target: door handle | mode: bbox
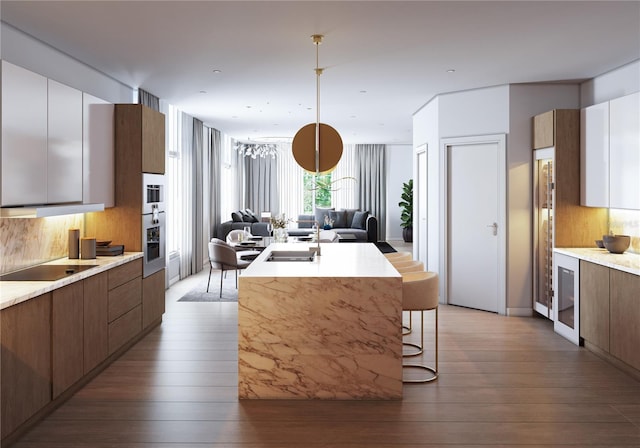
[487,222,498,236]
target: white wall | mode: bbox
[385,144,412,241]
[1,22,134,104]
[581,59,640,107]
[413,83,582,315]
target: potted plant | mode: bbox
[399,179,413,242]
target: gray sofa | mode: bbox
[217,209,271,240]
[288,208,378,242]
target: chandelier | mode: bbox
[292,34,343,174]
[235,142,278,159]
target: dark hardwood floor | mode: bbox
[11,249,640,447]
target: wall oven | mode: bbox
[142,173,165,278]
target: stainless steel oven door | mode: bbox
[142,211,165,278]
[142,173,165,215]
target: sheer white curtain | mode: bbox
[331,144,357,210]
[179,113,195,279]
[356,144,387,240]
[277,143,305,221]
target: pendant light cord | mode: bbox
[312,35,324,177]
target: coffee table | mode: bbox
[337,233,358,243]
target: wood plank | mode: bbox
[108,277,142,323]
[1,293,51,437]
[108,305,142,355]
[610,269,640,370]
[142,268,165,329]
[52,282,84,398]
[107,258,142,290]
[579,260,610,351]
[8,268,640,447]
[84,271,109,374]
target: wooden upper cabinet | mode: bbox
[533,110,555,149]
[115,104,165,176]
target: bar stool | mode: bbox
[384,251,412,262]
[392,259,425,273]
[392,259,425,334]
[401,270,439,383]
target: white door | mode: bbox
[446,137,505,313]
[416,148,428,264]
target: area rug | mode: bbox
[374,241,398,254]
[178,274,239,302]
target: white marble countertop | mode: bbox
[554,248,640,276]
[0,253,143,310]
[242,242,401,278]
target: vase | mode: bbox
[274,227,288,243]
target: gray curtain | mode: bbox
[208,128,222,243]
[138,89,160,111]
[355,144,386,240]
[192,119,204,274]
[179,113,194,279]
[244,155,279,216]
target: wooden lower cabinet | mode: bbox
[52,281,84,398]
[109,305,142,354]
[143,268,165,329]
[579,261,610,351]
[610,269,640,371]
[1,293,51,436]
[84,271,109,374]
[108,259,143,354]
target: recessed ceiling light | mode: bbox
[447,69,456,73]
[212,69,222,74]
[359,90,367,94]
[199,90,207,94]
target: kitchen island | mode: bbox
[238,242,403,400]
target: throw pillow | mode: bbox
[244,209,259,223]
[297,214,314,228]
[329,210,347,229]
[314,207,334,228]
[342,208,359,228]
[239,210,253,222]
[231,211,243,222]
[351,210,369,230]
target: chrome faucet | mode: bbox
[296,220,321,257]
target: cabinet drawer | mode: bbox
[108,305,142,355]
[108,259,142,290]
[108,277,141,323]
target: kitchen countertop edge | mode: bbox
[0,253,143,310]
[554,248,640,276]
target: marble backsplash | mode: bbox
[0,215,84,274]
[609,209,640,254]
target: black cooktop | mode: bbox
[0,264,98,282]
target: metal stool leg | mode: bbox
[403,308,438,383]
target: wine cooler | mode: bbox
[533,148,554,318]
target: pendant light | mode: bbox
[292,34,343,174]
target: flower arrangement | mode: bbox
[323,215,334,230]
[270,214,291,229]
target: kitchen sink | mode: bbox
[0,264,99,281]
[265,250,316,262]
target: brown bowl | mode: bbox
[603,235,630,254]
[96,240,112,247]
[595,239,605,249]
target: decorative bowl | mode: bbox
[602,235,630,254]
[96,240,112,247]
[595,239,605,249]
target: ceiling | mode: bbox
[2,1,639,145]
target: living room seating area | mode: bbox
[218,208,378,242]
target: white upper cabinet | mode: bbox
[580,102,610,207]
[83,93,114,207]
[609,92,640,210]
[47,79,83,204]
[1,61,48,206]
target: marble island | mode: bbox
[238,242,403,400]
